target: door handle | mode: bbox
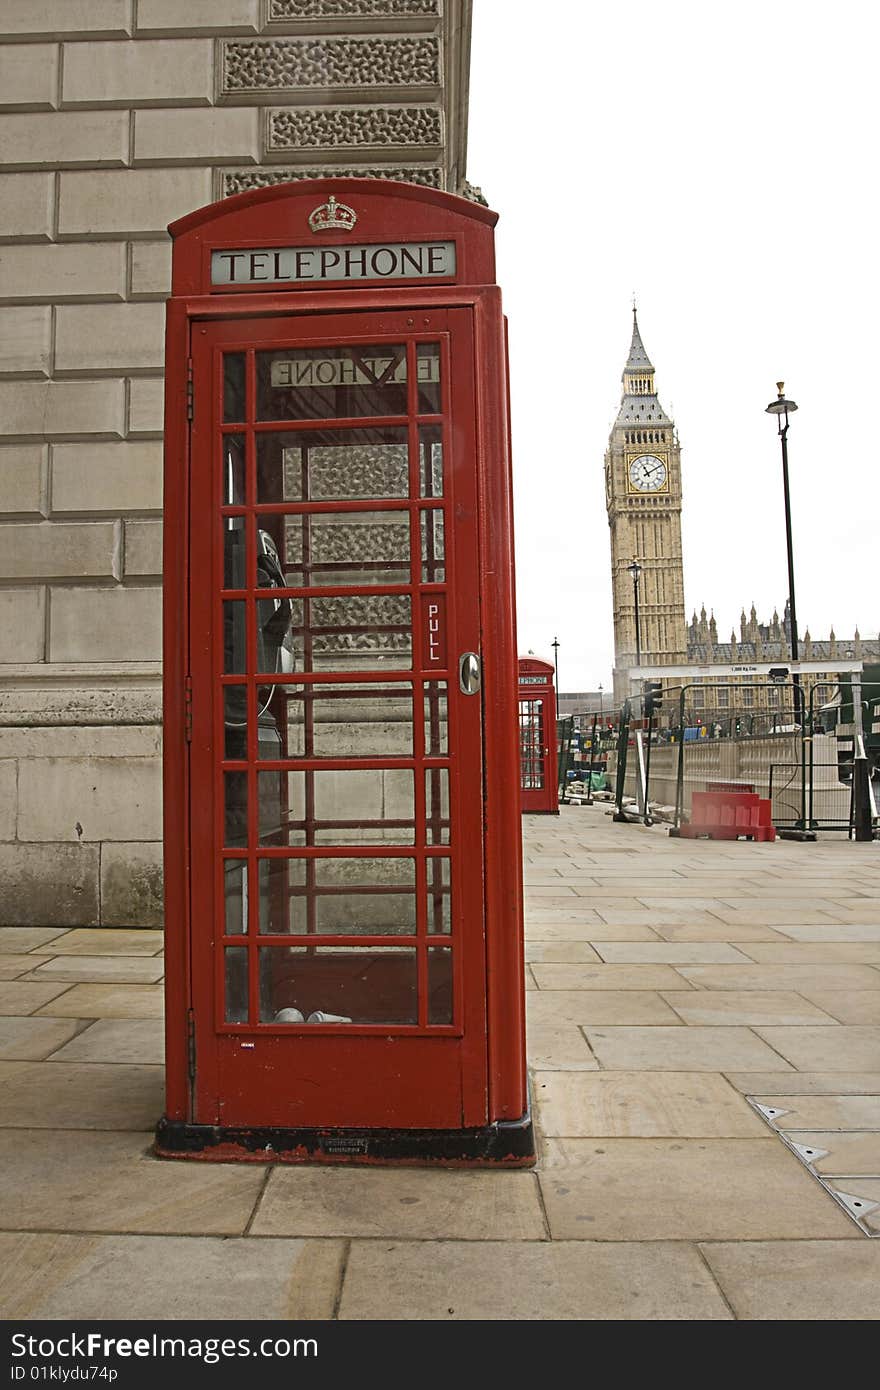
[459,652,481,695]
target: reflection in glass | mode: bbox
[258,945,418,1025]
[259,856,417,937]
[258,511,411,589]
[428,946,453,1024]
[257,429,409,503]
[256,345,408,420]
[419,426,443,497]
[263,683,413,758]
[224,946,248,1023]
[222,434,246,507]
[223,355,246,423]
[423,682,448,755]
[425,766,450,844]
[224,772,248,847]
[426,856,451,935]
[416,343,441,413]
[257,769,415,846]
[224,686,248,760]
[420,508,445,583]
[223,601,247,674]
[224,861,248,935]
[223,521,246,591]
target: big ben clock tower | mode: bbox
[605,309,688,700]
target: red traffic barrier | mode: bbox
[679,790,776,842]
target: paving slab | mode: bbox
[794,990,880,1024]
[0,928,69,954]
[752,1025,880,1071]
[0,1061,163,1130]
[49,1018,165,1064]
[699,1240,880,1319]
[0,956,48,981]
[538,1138,858,1240]
[738,943,880,963]
[652,923,790,942]
[526,991,681,1026]
[660,991,836,1026]
[726,1072,880,1095]
[676,964,880,992]
[0,1231,344,1322]
[779,1130,880,1175]
[0,1130,264,1235]
[524,1020,600,1071]
[40,929,164,956]
[0,1016,82,1061]
[708,909,840,926]
[525,920,654,942]
[531,963,695,991]
[35,983,164,1019]
[25,956,165,984]
[0,981,74,1015]
[593,943,753,963]
[533,1071,767,1138]
[523,942,603,964]
[585,1026,794,1072]
[776,925,880,942]
[252,1167,546,1240]
[753,1095,880,1130]
[338,1239,731,1320]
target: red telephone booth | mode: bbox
[518,658,559,814]
[156,180,533,1165]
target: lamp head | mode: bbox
[766,381,798,427]
[627,560,642,581]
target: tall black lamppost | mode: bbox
[627,560,643,668]
[765,383,800,721]
[551,636,559,719]
[598,682,604,719]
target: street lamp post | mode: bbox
[766,382,809,832]
[598,682,604,719]
[627,560,642,669]
[551,636,559,720]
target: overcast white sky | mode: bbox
[466,0,879,693]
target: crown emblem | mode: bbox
[308,195,357,234]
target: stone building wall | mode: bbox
[0,0,473,925]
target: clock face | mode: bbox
[628,454,668,492]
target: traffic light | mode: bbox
[644,681,663,717]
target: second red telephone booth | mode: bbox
[518,657,559,814]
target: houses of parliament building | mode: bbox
[605,310,877,718]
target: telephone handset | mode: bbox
[223,528,295,729]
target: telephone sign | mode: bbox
[157,180,533,1166]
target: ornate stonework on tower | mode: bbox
[605,310,688,699]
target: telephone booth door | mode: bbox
[518,657,559,814]
[158,179,533,1165]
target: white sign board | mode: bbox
[211,241,456,286]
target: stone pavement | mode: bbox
[0,803,878,1321]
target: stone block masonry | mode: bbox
[0,0,473,925]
